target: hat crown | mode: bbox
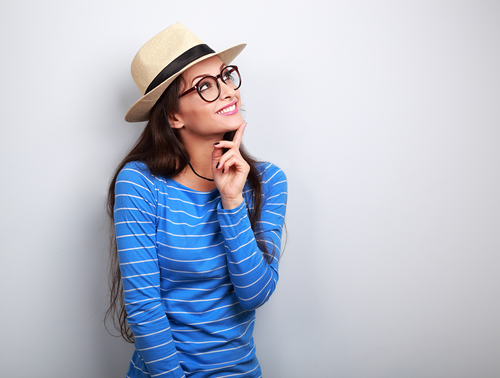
[131,23,205,95]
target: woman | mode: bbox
[107,23,287,377]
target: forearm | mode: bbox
[217,200,281,310]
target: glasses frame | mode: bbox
[178,65,241,103]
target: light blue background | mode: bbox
[1,1,499,377]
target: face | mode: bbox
[171,56,244,141]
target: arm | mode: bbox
[114,163,185,378]
[217,163,287,310]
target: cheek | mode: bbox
[180,102,212,121]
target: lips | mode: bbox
[216,101,238,115]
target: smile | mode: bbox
[216,102,238,115]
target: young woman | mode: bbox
[107,23,287,377]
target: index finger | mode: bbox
[232,122,247,148]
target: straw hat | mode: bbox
[125,23,246,122]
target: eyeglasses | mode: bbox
[178,65,241,102]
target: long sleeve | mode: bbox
[114,164,185,378]
[217,163,287,310]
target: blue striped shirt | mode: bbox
[114,161,287,377]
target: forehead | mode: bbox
[182,56,225,83]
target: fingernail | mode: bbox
[222,168,225,174]
[214,142,220,146]
[216,163,219,169]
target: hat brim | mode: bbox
[124,43,246,123]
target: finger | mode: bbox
[221,156,240,173]
[213,123,246,151]
[218,151,248,175]
[212,140,235,151]
[232,122,247,149]
[215,149,235,171]
[212,144,223,169]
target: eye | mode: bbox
[197,79,213,92]
[222,68,235,82]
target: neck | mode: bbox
[173,132,223,191]
[175,168,216,191]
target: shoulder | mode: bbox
[115,161,160,200]
[116,161,156,187]
[254,162,287,214]
[113,162,158,219]
[254,162,287,202]
[255,162,287,188]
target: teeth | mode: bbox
[217,104,236,114]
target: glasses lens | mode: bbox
[221,66,241,89]
[197,76,219,102]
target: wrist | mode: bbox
[221,195,244,210]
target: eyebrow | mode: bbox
[189,63,226,86]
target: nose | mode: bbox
[218,77,236,100]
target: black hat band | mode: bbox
[144,44,215,95]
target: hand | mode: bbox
[212,122,250,209]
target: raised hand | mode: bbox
[212,122,250,209]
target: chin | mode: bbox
[217,116,243,131]
[230,114,245,126]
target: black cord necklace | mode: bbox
[160,97,214,182]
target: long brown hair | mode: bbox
[105,75,272,342]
